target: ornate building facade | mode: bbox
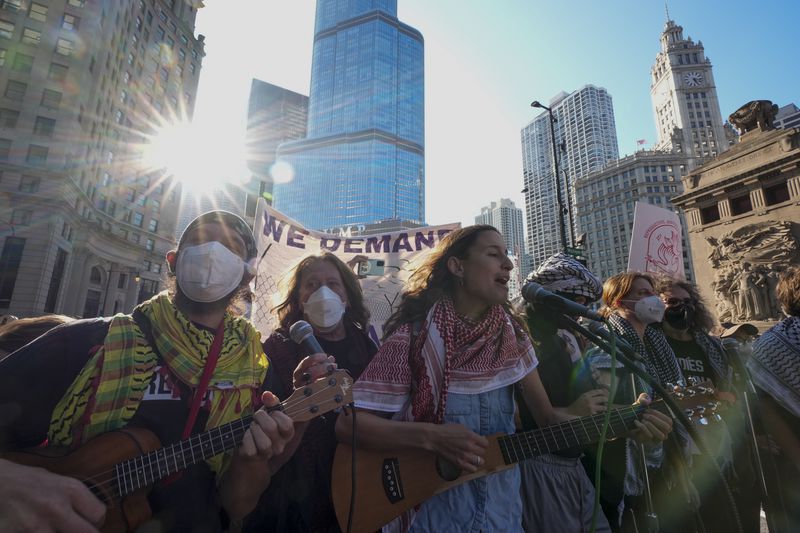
[672,118,800,326]
[0,0,204,317]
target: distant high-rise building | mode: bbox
[245,79,308,213]
[650,18,729,169]
[0,0,204,317]
[574,151,694,282]
[474,198,527,296]
[274,0,425,231]
[521,85,619,271]
[774,103,800,129]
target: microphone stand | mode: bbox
[555,314,743,533]
[724,340,784,533]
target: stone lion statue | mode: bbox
[728,100,779,133]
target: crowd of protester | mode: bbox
[0,212,797,532]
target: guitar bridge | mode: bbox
[382,458,404,503]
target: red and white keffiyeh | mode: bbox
[354,298,537,423]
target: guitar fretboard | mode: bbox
[498,403,648,464]
[114,415,255,497]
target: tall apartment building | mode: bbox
[521,85,619,271]
[245,79,308,216]
[774,103,800,129]
[650,18,729,170]
[474,198,527,296]
[574,151,694,282]
[274,0,425,231]
[0,0,204,317]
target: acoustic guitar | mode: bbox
[331,382,718,532]
[4,369,353,532]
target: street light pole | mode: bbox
[531,100,569,251]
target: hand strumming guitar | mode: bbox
[0,458,106,533]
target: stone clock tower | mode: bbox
[650,19,729,169]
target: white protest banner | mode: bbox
[251,200,460,346]
[627,201,685,279]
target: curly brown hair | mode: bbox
[382,225,526,339]
[776,266,800,317]
[272,253,370,331]
[654,276,716,332]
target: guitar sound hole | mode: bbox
[435,457,461,481]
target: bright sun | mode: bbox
[142,119,251,194]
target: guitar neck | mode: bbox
[498,403,649,465]
[115,413,258,497]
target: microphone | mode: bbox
[289,320,324,355]
[522,281,603,322]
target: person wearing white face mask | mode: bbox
[245,253,377,533]
[0,210,315,532]
[581,272,689,532]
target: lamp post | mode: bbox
[531,100,569,251]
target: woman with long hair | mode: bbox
[245,252,377,532]
[337,228,671,531]
[584,272,689,532]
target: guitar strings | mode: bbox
[78,382,345,499]
[501,404,644,460]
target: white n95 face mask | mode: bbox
[303,285,346,329]
[176,241,245,303]
[632,295,666,325]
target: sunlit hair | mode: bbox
[0,314,74,358]
[383,225,525,339]
[776,266,800,317]
[654,276,716,332]
[272,253,369,331]
[599,271,656,318]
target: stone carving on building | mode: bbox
[705,221,798,322]
[728,100,780,133]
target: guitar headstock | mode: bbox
[666,380,722,426]
[281,369,354,422]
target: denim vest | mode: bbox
[409,385,523,533]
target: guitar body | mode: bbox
[331,436,512,533]
[2,427,161,533]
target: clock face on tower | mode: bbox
[684,71,704,87]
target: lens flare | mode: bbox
[142,119,251,194]
[270,160,296,184]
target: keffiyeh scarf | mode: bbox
[526,252,603,301]
[48,292,268,473]
[354,298,537,424]
[748,316,800,418]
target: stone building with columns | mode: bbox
[671,121,800,326]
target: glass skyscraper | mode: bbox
[274,0,425,231]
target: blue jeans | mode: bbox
[410,386,522,533]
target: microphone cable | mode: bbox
[346,402,357,533]
[558,315,743,533]
[589,319,618,533]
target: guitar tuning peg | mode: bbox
[712,413,722,422]
[698,416,709,426]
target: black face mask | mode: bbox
[664,304,694,330]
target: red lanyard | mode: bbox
[180,320,226,440]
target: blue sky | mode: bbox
[194,0,799,227]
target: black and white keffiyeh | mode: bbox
[526,252,603,302]
[693,331,732,387]
[748,316,800,418]
[607,314,685,387]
